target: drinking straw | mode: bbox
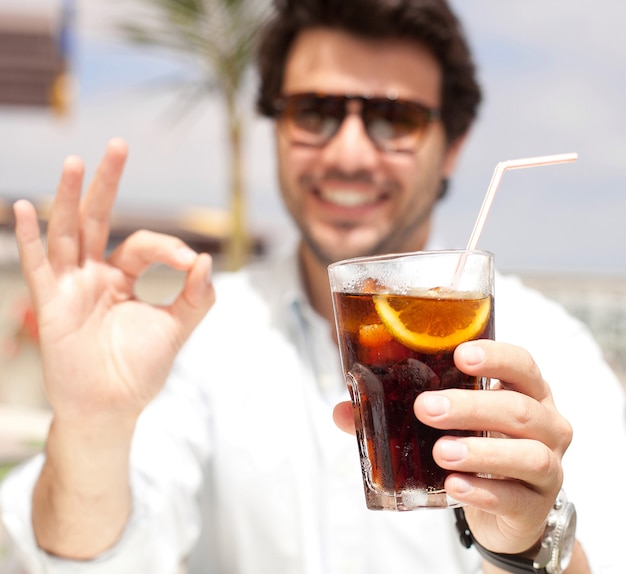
[452,152,578,287]
[466,152,578,251]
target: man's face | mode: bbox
[275,28,464,267]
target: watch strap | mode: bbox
[454,508,546,574]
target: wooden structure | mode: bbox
[0,2,69,112]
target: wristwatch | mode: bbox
[454,489,577,574]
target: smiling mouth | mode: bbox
[316,188,388,208]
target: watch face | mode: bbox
[555,506,577,572]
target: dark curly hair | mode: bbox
[255,0,481,144]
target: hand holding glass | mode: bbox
[329,250,494,510]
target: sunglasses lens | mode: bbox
[275,94,437,151]
[282,96,342,145]
[365,100,430,151]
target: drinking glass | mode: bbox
[329,250,494,510]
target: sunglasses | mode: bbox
[272,92,440,153]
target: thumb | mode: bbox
[333,401,356,435]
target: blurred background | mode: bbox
[1,0,625,272]
[0,0,625,545]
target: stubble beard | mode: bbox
[283,166,445,268]
[299,198,437,268]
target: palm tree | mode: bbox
[118,0,272,270]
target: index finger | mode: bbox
[454,340,553,403]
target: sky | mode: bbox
[1,0,625,274]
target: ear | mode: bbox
[442,133,468,178]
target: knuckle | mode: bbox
[532,443,555,477]
[509,393,534,429]
[557,417,573,452]
[519,349,542,381]
[501,343,542,381]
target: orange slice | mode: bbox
[373,292,491,353]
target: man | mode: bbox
[2,0,625,572]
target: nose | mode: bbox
[319,105,380,173]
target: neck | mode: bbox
[298,243,336,324]
[298,223,433,324]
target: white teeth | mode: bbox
[319,189,380,207]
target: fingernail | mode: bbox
[447,475,472,494]
[439,439,468,462]
[459,344,486,366]
[422,394,450,416]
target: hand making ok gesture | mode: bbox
[13,138,215,424]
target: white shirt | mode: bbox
[2,252,625,573]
